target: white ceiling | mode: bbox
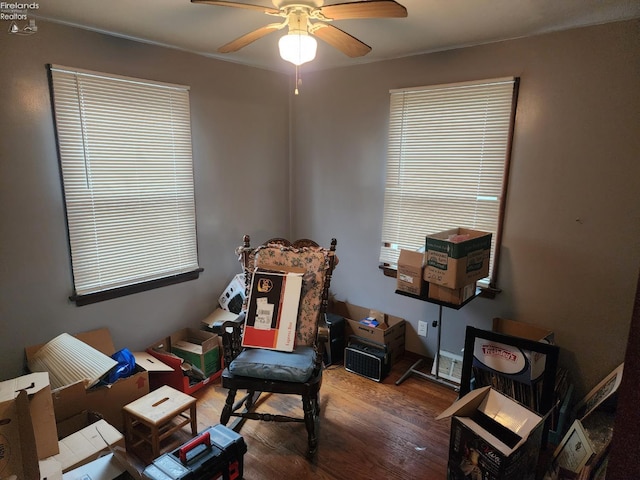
[34,0,640,73]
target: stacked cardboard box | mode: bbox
[424,228,492,288]
[396,248,426,296]
[421,227,492,305]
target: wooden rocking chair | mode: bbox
[210,235,338,456]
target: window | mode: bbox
[48,65,201,305]
[380,77,519,290]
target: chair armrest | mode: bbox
[213,312,245,368]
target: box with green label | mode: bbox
[424,228,492,289]
[170,328,220,377]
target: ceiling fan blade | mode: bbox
[218,23,284,53]
[319,0,407,20]
[191,0,280,15]
[311,24,371,58]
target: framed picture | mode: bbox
[553,419,595,473]
[574,363,624,420]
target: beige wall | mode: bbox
[0,21,291,377]
[0,18,638,399]
[291,19,640,396]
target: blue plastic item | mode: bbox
[105,347,137,384]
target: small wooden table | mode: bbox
[122,385,197,458]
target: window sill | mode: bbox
[379,264,500,299]
[70,268,204,306]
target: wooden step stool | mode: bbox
[123,385,197,458]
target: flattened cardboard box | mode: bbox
[0,372,59,460]
[424,228,492,289]
[242,267,304,352]
[25,328,150,431]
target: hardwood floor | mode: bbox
[148,354,459,479]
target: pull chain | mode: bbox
[295,65,300,95]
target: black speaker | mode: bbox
[323,313,345,366]
[344,336,390,382]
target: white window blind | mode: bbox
[49,65,200,301]
[380,77,518,285]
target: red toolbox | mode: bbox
[142,424,247,480]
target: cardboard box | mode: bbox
[145,330,223,395]
[0,389,40,479]
[396,249,426,296]
[428,282,477,306]
[25,328,150,432]
[39,457,63,480]
[438,386,546,480]
[61,450,142,480]
[329,300,406,363]
[424,228,492,288]
[472,318,555,384]
[55,410,102,440]
[242,267,304,352]
[52,417,124,473]
[0,372,59,460]
[169,329,220,377]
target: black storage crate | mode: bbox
[143,424,247,480]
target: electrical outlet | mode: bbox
[418,320,428,337]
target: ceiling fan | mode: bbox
[191,0,408,65]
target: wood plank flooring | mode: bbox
[134,353,459,479]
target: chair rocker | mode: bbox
[211,235,338,456]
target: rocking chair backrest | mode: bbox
[239,237,337,347]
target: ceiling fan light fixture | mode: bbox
[278,31,317,66]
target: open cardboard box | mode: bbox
[25,328,150,431]
[437,386,546,480]
[171,330,220,377]
[51,411,124,474]
[146,328,223,395]
[329,300,406,363]
[0,372,59,461]
[424,227,492,289]
[0,389,41,479]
